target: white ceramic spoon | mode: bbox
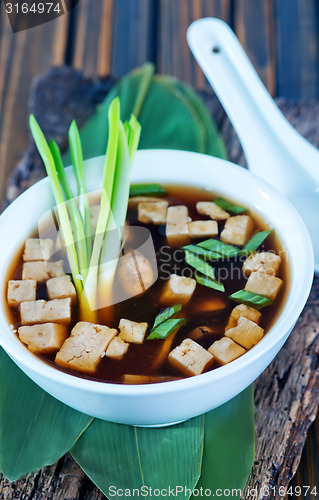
[187,18,319,273]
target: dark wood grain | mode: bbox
[235,0,276,95]
[1,66,319,499]
[111,0,156,77]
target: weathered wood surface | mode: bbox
[1,66,319,500]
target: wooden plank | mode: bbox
[235,0,276,96]
[110,0,155,78]
[274,0,319,100]
[0,4,69,206]
[158,0,231,90]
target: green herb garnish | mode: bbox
[184,251,216,280]
[229,290,273,310]
[148,304,185,340]
[152,303,182,329]
[129,183,168,197]
[198,239,240,258]
[214,197,247,214]
[196,274,225,292]
[239,230,273,256]
[147,318,186,340]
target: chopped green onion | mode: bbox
[239,230,273,256]
[214,197,247,214]
[182,244,220,260]
[184,251,216,280]
[198,239,240,258]
[196,274,225,292]
[228,289,273,310]
[147,318,186,340]
[129,183,168,197]
[152,304,182,330]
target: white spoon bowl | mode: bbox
[0,150,313,425]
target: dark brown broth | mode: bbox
[5,184,288,383]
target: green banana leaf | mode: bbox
[194,386,255,499]
[63,64,227,165]
[71,415,204,500]
[0,347,93,481]
[156,74,227,158]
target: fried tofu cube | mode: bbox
[166,205,191,247]
[168,338,213,376]
[105,336,129,360]
[245,271,283,301]
[208,337,246,365]
[225,304,261,330]
[23,238,54,261]
[7,280,36,306]
[20,298,71,325]
[188,220,218,238]
[243,251,281,277]
[160,274,196,306]
[18,323,68,354]
[196,201,230,221]
[225,316,264,349]
[138,201,169,225]
[46,275,76,304]
[129,196,164,206]
[220,215,254,246]
[119,319,148,344]
[22,260,65,282]
[55,322,117,373]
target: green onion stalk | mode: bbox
[95,114,141,317]
[30,97,141,323]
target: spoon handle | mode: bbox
[187,18,319,192]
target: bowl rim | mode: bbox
[0,149,314,397]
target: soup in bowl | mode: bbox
[0,150,314,425]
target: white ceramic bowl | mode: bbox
[0,150,314,426]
